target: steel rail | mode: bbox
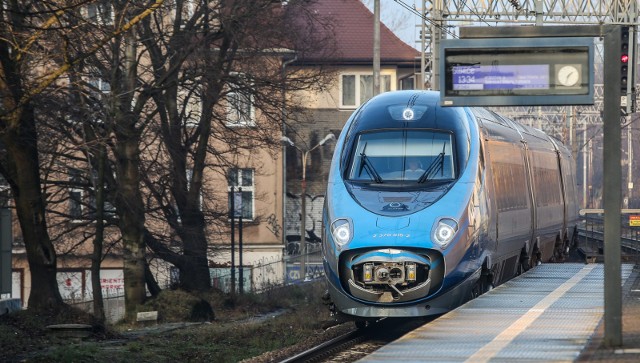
[279,328,365,363]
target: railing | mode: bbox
[68,289,125,324]
[68,248,327,322]
[578,209,640,261]
[210,246,324,293]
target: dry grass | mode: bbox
[0,281,338,363]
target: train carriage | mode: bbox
[322,90,578,321]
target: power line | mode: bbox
[459,0,494,27]
[391,0,458,39]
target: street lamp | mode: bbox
[281,133,335,281]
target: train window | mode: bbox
[530,151,562,206]
[346,130,456,184]
[492,161,528,211]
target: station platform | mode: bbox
[360,263,640,362]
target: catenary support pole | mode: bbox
[602,24,623,347]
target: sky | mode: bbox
[361,0,422,50]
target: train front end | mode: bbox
[322,91,486,319]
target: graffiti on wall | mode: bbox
[285,192,324,256]
[265,213,281,238]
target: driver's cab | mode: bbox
[347,129,456,184]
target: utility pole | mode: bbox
[628,122,633,206]
[238,187,244,293]
[373,0,380,96]
[535,0,544,25]
[281,134,335,281]
[602,24,623,348]
[421,0,426,89]
[583,128,588,208]
[431,0,443,91]
[230,186,236,293]
[0,206,11,297]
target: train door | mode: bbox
[528,148,565,261]
[473,110,532,284]
[488,140,533,278]
[475,122,497,253]
[474,136,492,250]
[559,152,579,247]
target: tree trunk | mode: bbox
[179,215,211,291]
[91,145,106,322]
[0,105,63,310]
[115,29,147,323]
[144,260,162,297]
[116,136,147,322]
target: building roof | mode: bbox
[299,0,420,65]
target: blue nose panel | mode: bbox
[376,217,410,230]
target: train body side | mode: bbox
[473,108,578,283]
[322,91,579,319]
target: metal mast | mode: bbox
[420,1,639,210]
[421,0,639,133]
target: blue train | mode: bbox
[322,90,579,322]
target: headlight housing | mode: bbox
[331,218,353,249]
[432,218,458,249]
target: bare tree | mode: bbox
[2,1,334,322]
[59,0,165,321]
[0,1,71,310]
[0,0,163,316]
[135,0,337,291]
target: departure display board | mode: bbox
[452,64,550,91]
[440,37,594,106]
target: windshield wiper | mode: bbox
[358,143,383,183]
[417,144,446,184]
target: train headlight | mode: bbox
[432,218,458,249]
[331,218,353,248]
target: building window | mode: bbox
[170,0,196,26]
[226,87,255,127]
[184,0,196,18]
[340,73,392,108]
[87,1,114,25]
[400,76,415,90]
[178,87,202,128]
[227,168,254,220]
[88,170,116,219]
[69,168,116,221]
[186,168,203,210]
[87,77,111,94]
[69,168,85,221]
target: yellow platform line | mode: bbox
[464,264,597,363]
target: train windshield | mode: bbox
[347,130,456,184]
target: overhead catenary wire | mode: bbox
[391,0,459,39]
[392,0,494,38]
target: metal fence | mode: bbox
[69,247,326,322]
[68,289,125,324]
[211,246,324,294]
[578,213,640,262]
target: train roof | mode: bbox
[346,91,572,159]
[348,91,469,135]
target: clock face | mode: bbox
[557,65,581,87]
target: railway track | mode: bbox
[280,318,431,363]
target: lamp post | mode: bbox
[281,133,335,281]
